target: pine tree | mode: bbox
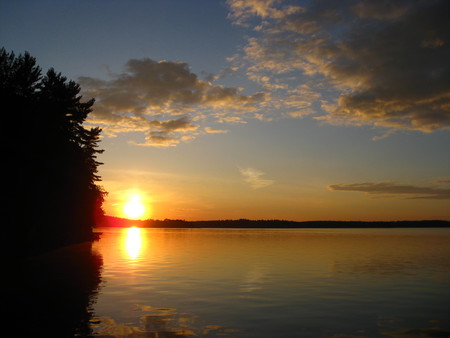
[1,48,106,256]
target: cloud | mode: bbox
[79,58,267,146]
[130,116,199,147]
[328,182,450,200]
[240,167,274,189]
[227,0,300,25]
[434,179,450,185]
[227,0,450,133]
[204,126,229,134]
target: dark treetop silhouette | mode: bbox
[1,48,106,257]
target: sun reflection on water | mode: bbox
[124,227,142,260]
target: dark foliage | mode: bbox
[1,48,106,256]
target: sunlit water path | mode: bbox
[90,227,450,337]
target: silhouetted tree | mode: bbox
[1,48,106,256]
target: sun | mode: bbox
[123,194,146,219]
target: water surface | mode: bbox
[91,228,450,337]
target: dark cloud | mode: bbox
[227,0,450,132]
[131,116,199,147]
[79,58,267,146]
[328,182,450,200]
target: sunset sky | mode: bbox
[2,0,449,221]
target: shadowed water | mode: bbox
[9,242,103,337]
[90,228,450,337]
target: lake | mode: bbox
[87,227,450,337]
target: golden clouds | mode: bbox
[227,0,450,133]
[80,58,266,146]
[227,0,302,25]
[78,0,450,147]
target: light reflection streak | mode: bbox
[125,227,142,260]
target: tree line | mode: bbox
[1,48,106,256]
[99,216,450,228]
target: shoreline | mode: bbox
[97,216,450,229]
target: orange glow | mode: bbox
[125,227,142,260]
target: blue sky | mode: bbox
[2,0,449,220]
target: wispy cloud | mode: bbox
[434,180,450,185]
[79,58,267,146]
[240,167,274,189]
[227,0,450,133]
[328,182,450,200]
[204,126,229,134]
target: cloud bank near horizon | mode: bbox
[328,181,450,200]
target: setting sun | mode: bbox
[123,194,146,219]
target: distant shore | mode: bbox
[97,216,450,228]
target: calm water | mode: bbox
[90,228,450,337]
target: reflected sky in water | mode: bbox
[92,228,450,337]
